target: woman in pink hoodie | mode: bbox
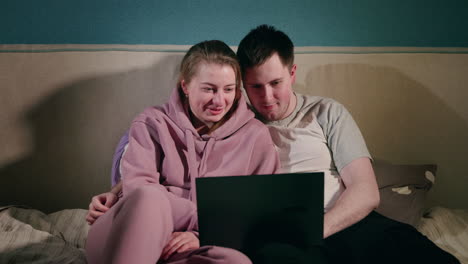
[85,40,280,264]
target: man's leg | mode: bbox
[249,242,328,264]
[323,211,460,264]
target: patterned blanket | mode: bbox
[0,206,89,264]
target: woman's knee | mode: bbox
[125,185,170,209]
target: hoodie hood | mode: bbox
[158,87,256,205]
[162,87,255,140]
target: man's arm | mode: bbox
[323,157,380,238]
[110,180,123,196]
[86,181,122,224]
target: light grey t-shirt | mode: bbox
[262,93,371,212]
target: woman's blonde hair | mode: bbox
[178,40,242,133]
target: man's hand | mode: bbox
[86,192,118,225]
[161,232,200,260]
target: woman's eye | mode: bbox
[225,87,235,92]
[203,87,214,92]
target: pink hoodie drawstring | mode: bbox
[186,130,217,206]
[185,130,198,202]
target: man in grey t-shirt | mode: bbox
[236,24,459,264]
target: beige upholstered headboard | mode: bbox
[1,45,467,212]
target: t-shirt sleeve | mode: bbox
[316,99,371,172]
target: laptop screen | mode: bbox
[196,172,324,257]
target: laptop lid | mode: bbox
[196,172,324,257]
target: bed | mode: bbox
[1,160,467,263]
[1,44,467,263]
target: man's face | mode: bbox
[243,53,296,121]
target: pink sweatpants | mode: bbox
[86,185,251,264]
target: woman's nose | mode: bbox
[212,91,224,105]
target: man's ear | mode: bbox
[181,80,188,95]
[290,64,297,84]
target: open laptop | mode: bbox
[196,172,324,260]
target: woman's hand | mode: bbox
[161,232,200,260]
[85,192,118,225]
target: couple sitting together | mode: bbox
[85,25,459,264]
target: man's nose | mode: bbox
[262,86,273,100]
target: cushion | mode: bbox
[372,159,436,227]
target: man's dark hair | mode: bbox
[237,24,294,73]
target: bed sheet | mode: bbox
[0,206,89,264]
[1,205,467,263]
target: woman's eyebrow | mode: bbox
[201,82,215,85]
[201,82,236,87]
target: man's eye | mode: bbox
[272,81,281,86]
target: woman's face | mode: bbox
[181,62,237,128]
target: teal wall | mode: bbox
[2,0,468,46]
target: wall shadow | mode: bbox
[293,63,468,208]
[0,54,183,213]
